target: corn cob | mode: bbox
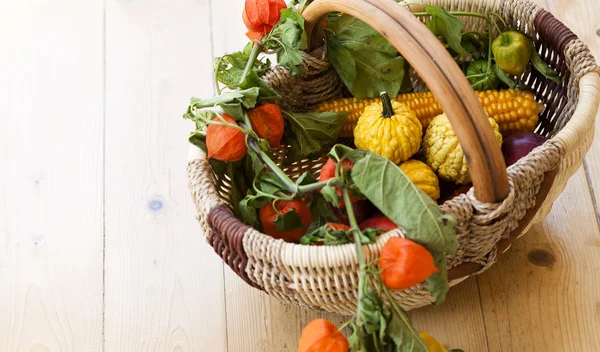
[316,89,543,137]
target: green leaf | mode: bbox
[188,88,260,113]
[466,60,500,91]
[283,111,347,163]
[493,63,516,89]
[351,152,458,253]
[424,4,469,56]
[325,15,407,99]
[385,298,429,352]
[305,192,337,234]
[278,8,308,50]
[328,144,360,163]
[531,50,562,84]
[328,15,397,54]
[240,70,281,101]
[239,196,261,229]
[226,161,247,218]
[267,9,307,76]
[209,159,228,175]
[426,251,449,306]
[300,223,352,246]
[296,172,317,186]
[246,148,265,176]
[213,47,278,99]
[325,31,357,91]
[188,131,207,153]
[274,208,304,232]
[257,171,289,194]
[351,51,406,99]
[320,185,341,207]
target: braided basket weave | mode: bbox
[187,0,600,314]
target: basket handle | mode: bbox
[303,0,509,203]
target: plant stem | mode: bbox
[297,179,340,193]
[343,188,367,322]
[214,56,223,95]
[239,42,263,86]
[247,136,296,191]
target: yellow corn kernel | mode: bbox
[315,89,543,137]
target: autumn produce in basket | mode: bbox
[183,0,561,349]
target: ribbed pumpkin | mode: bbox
[399,160,440,201]
[353,92,422,164]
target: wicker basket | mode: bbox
[187,0,600,315]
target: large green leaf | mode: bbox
[328,15,397,54]
[283,111,347,163]
[351,152,458,253]
[426,251,449,306]
[325,15,406,99]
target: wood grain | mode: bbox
[0,1,104,351]
[1,0,599,351]
[103,0,227,350]
[478,169,600,351]
[410,277,489,351]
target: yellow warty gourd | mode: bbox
[354,93,422,164]
[423,113,503,185]
[316,89,542,137]
[399,160,440,201]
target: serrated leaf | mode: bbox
[424,4,469,56]
[274,208,304,232]
[267,9,307,76]
[426,251,449,306]
[531,50,562,84]
[351,152,458,253]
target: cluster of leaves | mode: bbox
[325,15,412,99]
[296,146,458,350]
[416,4,562,90]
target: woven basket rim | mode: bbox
[187,0,600,312]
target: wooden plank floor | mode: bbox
[0,0,598,351]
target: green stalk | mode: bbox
[247,136,296,191]
[343,188,367,321]
[239,42,263,86]
[297,179,340,193]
